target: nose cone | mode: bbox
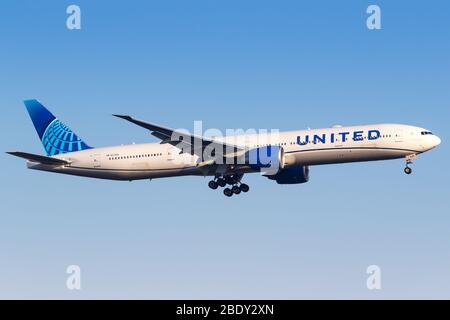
[433,135,442,147]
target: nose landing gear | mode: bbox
[208,174,250,197]
[404,154,417,175]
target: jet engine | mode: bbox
[244,145,285,175]
[266,165,310,184]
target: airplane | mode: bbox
[7,99,441,197]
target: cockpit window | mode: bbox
[421,131,433,135]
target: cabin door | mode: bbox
[395,130,404,143]
[91,154,102,168]
[167,145,175,161]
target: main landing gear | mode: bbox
[208,174,250,197]
[404,154,417,175]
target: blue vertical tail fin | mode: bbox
[24,99,92,156]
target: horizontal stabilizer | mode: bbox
[6,151,69,166]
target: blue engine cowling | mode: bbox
[267,165,310,184]
[244,145,284,175]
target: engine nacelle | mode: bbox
[267,165,310,184]
[244,145,285,175]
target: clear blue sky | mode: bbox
[0,0,449,299]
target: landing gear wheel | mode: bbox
[223,188,233,197]
[217,178,226,187]
[208,180,218,189]
[232,185,241,195]
[404,167,412,175]
[225,176,235,185]
[240,183,250,193]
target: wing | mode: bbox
[113,115,245,161]
[6,151,70,166]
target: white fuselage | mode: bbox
[28,124,441,180]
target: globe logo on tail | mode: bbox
[42,119,91,156]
